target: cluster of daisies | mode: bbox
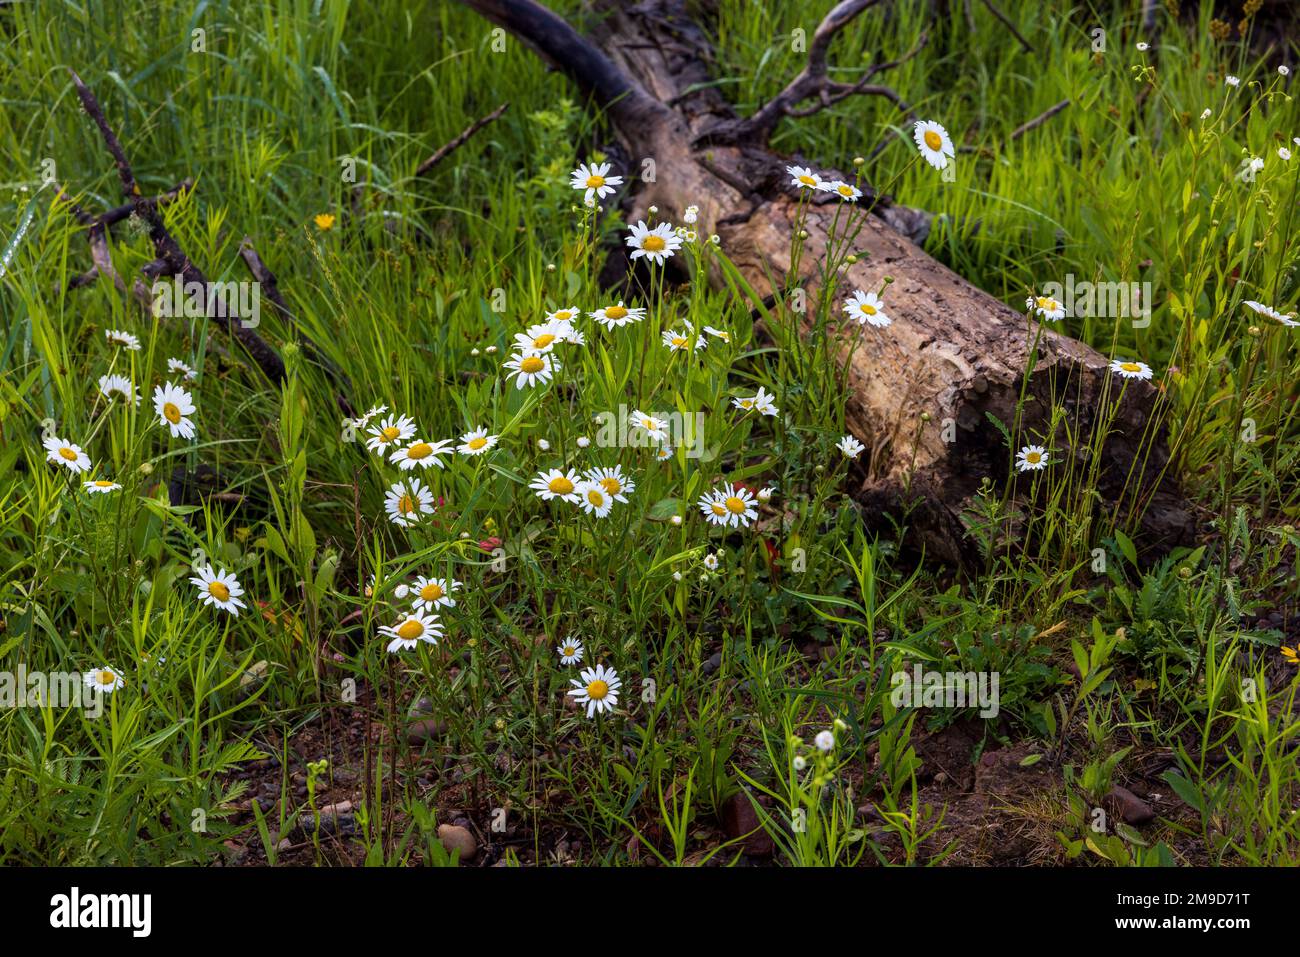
[339,403,501,528]
[377,573,463,654]
[552,636,621,718]
[42,328,199,493]
[531,462,635,519]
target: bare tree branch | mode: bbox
[68,69,286,385]
[415,102,509,178]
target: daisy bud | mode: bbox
[138,462,154,476]
[846,254,858,264]
[1249,325,1261,336]
[670,515,683,526]
[648,205,658,215]
[486,345,497,354]
[673,571,683,581]
[1179,566,1192,579]
[793,756,807,771]
[883,275,895,284]
[798,230,809,240]
[459,531,470,539]
[576,436,590,448]
[494,718,506,731]
[537,438,550,451]
[920,412,931,422]
[710,235,720,245]
[394,584,410,599]
[853,156,865,167]
[546,263,556,272]
[471,348,481,356]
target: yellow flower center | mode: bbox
[1120,362,1142,373]
[554,311,573,321]
[1037,297,1058,311]
[94,480,115,487]
[381,426,400,441]
[642,235,666,252]
[711,502,727,516]
[208,581,231,602]
[97,670,116,684]
[548,476,574,495]
[421,582,444,601]
[406,442,432,460]
[672,336,687,347]
[605,305,628,320]
[798,174,817,186]
[58,447,78,461]
[586,679,609,700]
[586,488,605,507]
[724,495,747,514]
[585,175,605,189]
[533,333,556,348]
[1026,451,1041,464]
[468,436,488,450]
[563,645,576,656]
[396,619,424,641]
[838,185,854,196]
[398,494,416,514]
[924,130,942,150]
[642,418,656,429]
[862,304,877,315]
[599,477,621,495]
[163,402,181,424]
[520,356,545,374]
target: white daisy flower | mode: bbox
[821,180,862,202]
[513,322,567,354]
[1244,300,1299,326]
[661,328,705,352]
[153,381,197,440]
[105,329,141,350]
[84,479,122,494]
[380,610,443,653]
[545,306,581,327]
[574,479,614,517]
[167,357,198,381]
[625,220,683,266]
[537,438,551,451]
[787,165,824,191]
[631,410,670,443]
[683,205,699,224]
[1109,359,1154,380]
[1016,445,1049,471]
[366,414,417,453]
[757,486,775,503]
[702,552,720,571]
[564,328,587,346]
[97,374,139,405]
[1136,41,1149,51]
[84,666,125,694]
[837,435,866,459]
[576,436,590,448]
[411,576,460,611]
[189,564,247,616]
[590,302,645,328]
[503,351,558,389]
[655,445,674,462]
[567,663,621,718]
[44,436,92,474]
[531,467,582,503]
[844,290,891,327]
[814,729,835,752]
[390,438,454,471]
[704,326,731,343]
[557,637,585,666]
[697,482,757,529]
[385,477,435,527]
[1280,65,1291,76]
[1200,108,1212,119]
[570,161,623,203]
[584,465,634,503]
[1225,75,1240,87]
[1281,147,1293,161]
[733,386,779,416]
[1026,294,1066,321]
[913,120,956,171]
[458,427,498,456]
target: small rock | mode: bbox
[406,718,447,744]
[1104,785,1156,825]
[719,792,774,858]
[438,823,478,862]
[702,651,723,675]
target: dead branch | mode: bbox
[698,0,924,147]
[977,0,1033,54]
[415,102,510,177]
[68,69,286,386]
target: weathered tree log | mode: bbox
[457,0,1194,563]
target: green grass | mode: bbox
[0,0,1297,866]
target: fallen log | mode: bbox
[458,0,1193,564]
